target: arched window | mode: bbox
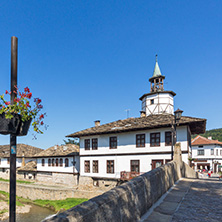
[52,158,55,167]
[42,159,45,167]
[60,158,63,167]
[65,158,69,167]
[56,158,59,167]
[48,159,51,167]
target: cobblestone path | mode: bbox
[141,176,222,222]
[172,177,222,222]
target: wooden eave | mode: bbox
[67,115,206,138]
[139,90,176,101]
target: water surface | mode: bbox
[2,204,55,222]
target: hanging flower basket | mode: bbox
[0,87,46,137]
[16,118,32,136]
[0,113,20,135]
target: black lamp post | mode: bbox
[171,108,183,160]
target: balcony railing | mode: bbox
[120,171,144,181]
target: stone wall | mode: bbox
[43,160,198,222]
[0,181,103,200]
[0,171,9,180]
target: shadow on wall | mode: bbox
[43,160,197,222]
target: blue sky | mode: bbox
[0,1,221,149]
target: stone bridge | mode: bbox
[43,145,222,222]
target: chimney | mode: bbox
[208,136,212,140]
[22,151,25,167]
[140,111,146,117]
[94,120,100,127]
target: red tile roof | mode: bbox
[192,135,222,146]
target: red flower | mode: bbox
[40,121,44,125]
[27,93,32,99]
[5,90,9,94]
[39,114,44,119]
[26,102,30,107]
[5,101,10,105]
[24,87,30,93]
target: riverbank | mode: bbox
[0,191,31,221]
[0,190,88,221]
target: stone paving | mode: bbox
[141,175,222,222]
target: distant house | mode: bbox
[0,144,43,179]
[17,161,37,180]
[34,144,80,185]
[192,135,222,172]
[67,57,206,187]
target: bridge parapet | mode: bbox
[43,157,197,221]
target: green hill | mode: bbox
[192,128,222,142]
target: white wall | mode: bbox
[192,144,222,159]
[36,156,80,174]
[79,125,189,179]
[142,93,174,115]
[80,154,172,179]
[192,144,222,172]
[0,157,34,169]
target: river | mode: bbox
[1,204,55,222]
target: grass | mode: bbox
[33,198,88,211]
[0,178,34,184]
[0,190,24,207]
[0,209,8,214]
[0,190,88,212]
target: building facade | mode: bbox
[0,144,43,179]
[67,57,206,186]
[34,144,80,185]
[192,135,222,173]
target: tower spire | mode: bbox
[153,54,162,77]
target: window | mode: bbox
[110,136,117,149]
[60,158,63,167]
[136,134,145,147]
[165,131,172,146]
[197,149,204,155]
[0,158,1,165]
[152,160,164,170]
[150,99,154,105]
[150,133,160,147]
[198,145,203,148]
[107,160,114,174]
[52,159,55,167]
[216,149,218,156]
[48,159,51,167]
[211,149,214,155]
[42,159,45,167]
[92,138,98,150]
[93,160,98,173]
[7,158,9,164]
[65,158,69,167]
[56,158,59,167]
[84,139,90,150]
[84,160,90,173]
[220,150,222,156]
[131,160,140,173]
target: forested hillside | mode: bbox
[192,128,222,142]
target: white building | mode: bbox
[192,135,222,173]
[34,144,80,185]
[67,57,206,186]
[0,144,43,179]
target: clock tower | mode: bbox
[140,55,176,116]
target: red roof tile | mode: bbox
[192,135,222,146]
